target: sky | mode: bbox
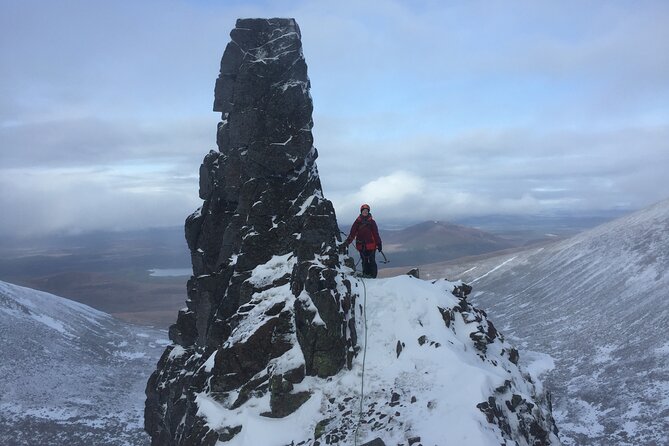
[1,0,668,237]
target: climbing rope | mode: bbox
[338,237,369,445]
[353,275,368,446]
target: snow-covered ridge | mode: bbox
[182,274,559,446]
[0,279,109,330]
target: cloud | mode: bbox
[0,116,213,168]
[1,0,668,236]
[331,170,544,223]
[321,123,669,223]
[339,171,427,214]
[0,166,201,237]
[358,172,426,205]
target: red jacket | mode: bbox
[346,215,381,252]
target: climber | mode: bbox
[343,203,383,278]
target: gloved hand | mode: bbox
[339,243,348,254]
[377,243,382,252]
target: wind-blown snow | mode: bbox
[30,312,70,335]
[470,257,517,284]
[424,198,669,445]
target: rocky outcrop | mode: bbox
[145,18,356,445]
[294,278,560,445]
[145,17,561,446]
[447,285,560,446]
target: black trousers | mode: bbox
[359,249,378,278]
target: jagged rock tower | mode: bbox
[145,18,356,445]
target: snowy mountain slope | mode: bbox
[0,280,168,446]
[182,274,559,446]
[420,199,669,445]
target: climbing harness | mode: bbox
[353,275,368,446]
[339,231,389,270]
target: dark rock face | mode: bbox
[145,18,356,445]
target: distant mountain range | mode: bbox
[377,220,517,267]
[411,198,669,445]
[0,213,622,328]
[0,227,190,327]
[0,280,166,446]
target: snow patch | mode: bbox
[654,341,669,355]
[169,345,188,360]
[225,285,294,347]
[592,345,616,364]
[203,351,217,373]
[30,313,71,335]
[470,256,517,283]
[247,253,295,288]
[114,351,148,360]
